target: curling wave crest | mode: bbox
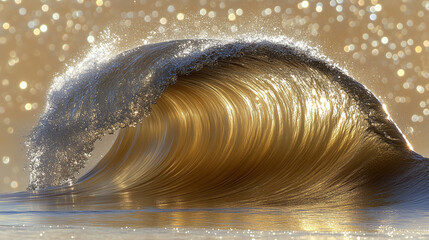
[26,38,428,207]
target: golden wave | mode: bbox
[74,56,415,207]
[26,39,426,208]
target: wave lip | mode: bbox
[26,38,426,206]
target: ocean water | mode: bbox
[0,1,428,239]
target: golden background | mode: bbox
[0,0,428,192]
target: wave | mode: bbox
[26,38,428,206]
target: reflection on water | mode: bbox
[1,196,429,236]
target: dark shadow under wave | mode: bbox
[25,38,428,207]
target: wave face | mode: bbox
[26,38,428,206]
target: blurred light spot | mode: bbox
[87,35,94,43]
[417,85,425,94]
[176,13,184,20]
[2,156,10,164]
[374,4,382,11]
[298,1,309,9]
[25,103,32,110]
[33,28,40,36]
[2,22,10,30]
[208,11,216,18]
[40,24,48,32]
[228,13,236,21]
[262,8,272,16]
[19,81,27,89]
[415,46,422,53]
[52,12,60,20]
[19,8,26,15]
[316,3,323,12]
[167,5,175,13]
[62,44,70,51]
[10,181,18,189]
[41,4,49,12]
